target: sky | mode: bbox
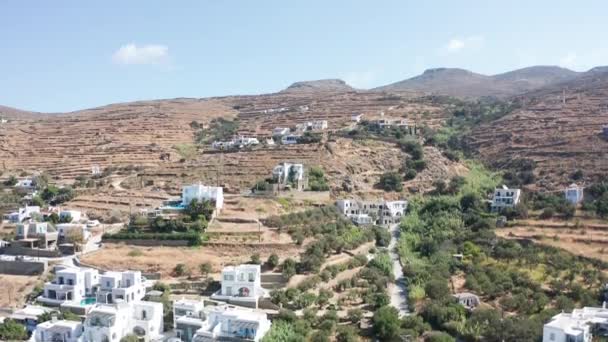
[1,0,607,112]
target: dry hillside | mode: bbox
[469,71,608,189]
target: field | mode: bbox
[496,218,608,263]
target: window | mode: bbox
[142,310,147,319]
[549,332,555,341]
[248,273,255,282]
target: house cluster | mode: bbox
[490,183,585,214]
[212,136,260,150]
[37,266,147,311]
[272,120,328,145]
[543,305,608,342]
[336,199,408,226]
[3,207,92,250]
[33,300,164,342]
[373,117,409,129]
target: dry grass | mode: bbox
[0,275,40,308]
[497,218,608,263]
[81,243,301,279]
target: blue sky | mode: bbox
[1,0,607,112]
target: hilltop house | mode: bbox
[374,117,408,129]
[565,183,584,205]
[6,205,40,223]
[14,222,58,249]
[15,178,35,189]
[181,183,224,211]
[173,300,271,342]
[351,113,364,123]
[272,127,290,136]
[543,305,608,342]
[453,292,480,310]
[38,266,100,307]
[295,120,328,133]
[280,134,300,145]
[212,136,259,150]
[211,264,267,308]
[336,199,408,226]
[272,162,305,191]
[490,185,521,212]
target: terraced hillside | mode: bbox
[469,71,608,189]
[0,89,448,184]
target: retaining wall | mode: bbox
[0,259,47,275]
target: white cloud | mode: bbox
[112,43,170,65]
[442,35,485,54]
[342,70,378,89]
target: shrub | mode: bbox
[267,253,280,268]
[173,264,189,277]
[377,172,403,192]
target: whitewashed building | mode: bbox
[565,183,584,205]
[351,114,364,123]
[181,184,224,211]
[490,185,522,212]
[295,120,328,133]
[336,199,408,226]
[173,301,271,342]
[80,301,164,342]
[211,265,267,308]
[60,210,83,223]
[543,306,608,342]
[16,178,35,189]
[15,222,58,249]
[271,163,305,191]
[39,266,100,307]
[96,271,147,304]
[33,319,83,342]
[280,134,300,145]
[6,205,40,223]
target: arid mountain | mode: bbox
[375,66,585,98]
[0,105,43,120]
[469,70,608,189]
[281,79,355,93]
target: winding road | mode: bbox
[388,223,409,316]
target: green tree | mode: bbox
[378,172,403,192]
[185,199,215,221]
[373,306,402,341]
[173,263,189,277]
[425,332,455,342]
[120,335,140,342]
[282,258,297,279]
[267,253,280,268]
[0,319,28,341]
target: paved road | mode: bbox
[388,223,409,316]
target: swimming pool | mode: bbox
[80,297,96,305]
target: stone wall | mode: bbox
[0,259,47,275]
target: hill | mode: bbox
[468,70,608,189]
[280,79,355,93]
[375,66,582,98]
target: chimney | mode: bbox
[51,314,58,323]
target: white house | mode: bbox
[351,114,364,123]
[375,118,408,129]
[39,266,100,307]
[490,185,521,212]
[565,183,584,205]
[192,305,272,342]
[16,178,35,189]
[272,127,290,136]
[182,184,224,211]
[543,306,608,342]
[33,318,83,342]
[6,205,40,223]
[281,134,300,145]
[271,163,305,191]
[80,300,164,342]
[15,222,58,249]
[211,265,267,308]
[10,305,54,333]
[173,300,271,342]
[235,136,259,147]
[96,271,147,304]
[336,199,408,226]
[453,292,480,310]
[295,120,328,133]
[60,210,83,223]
